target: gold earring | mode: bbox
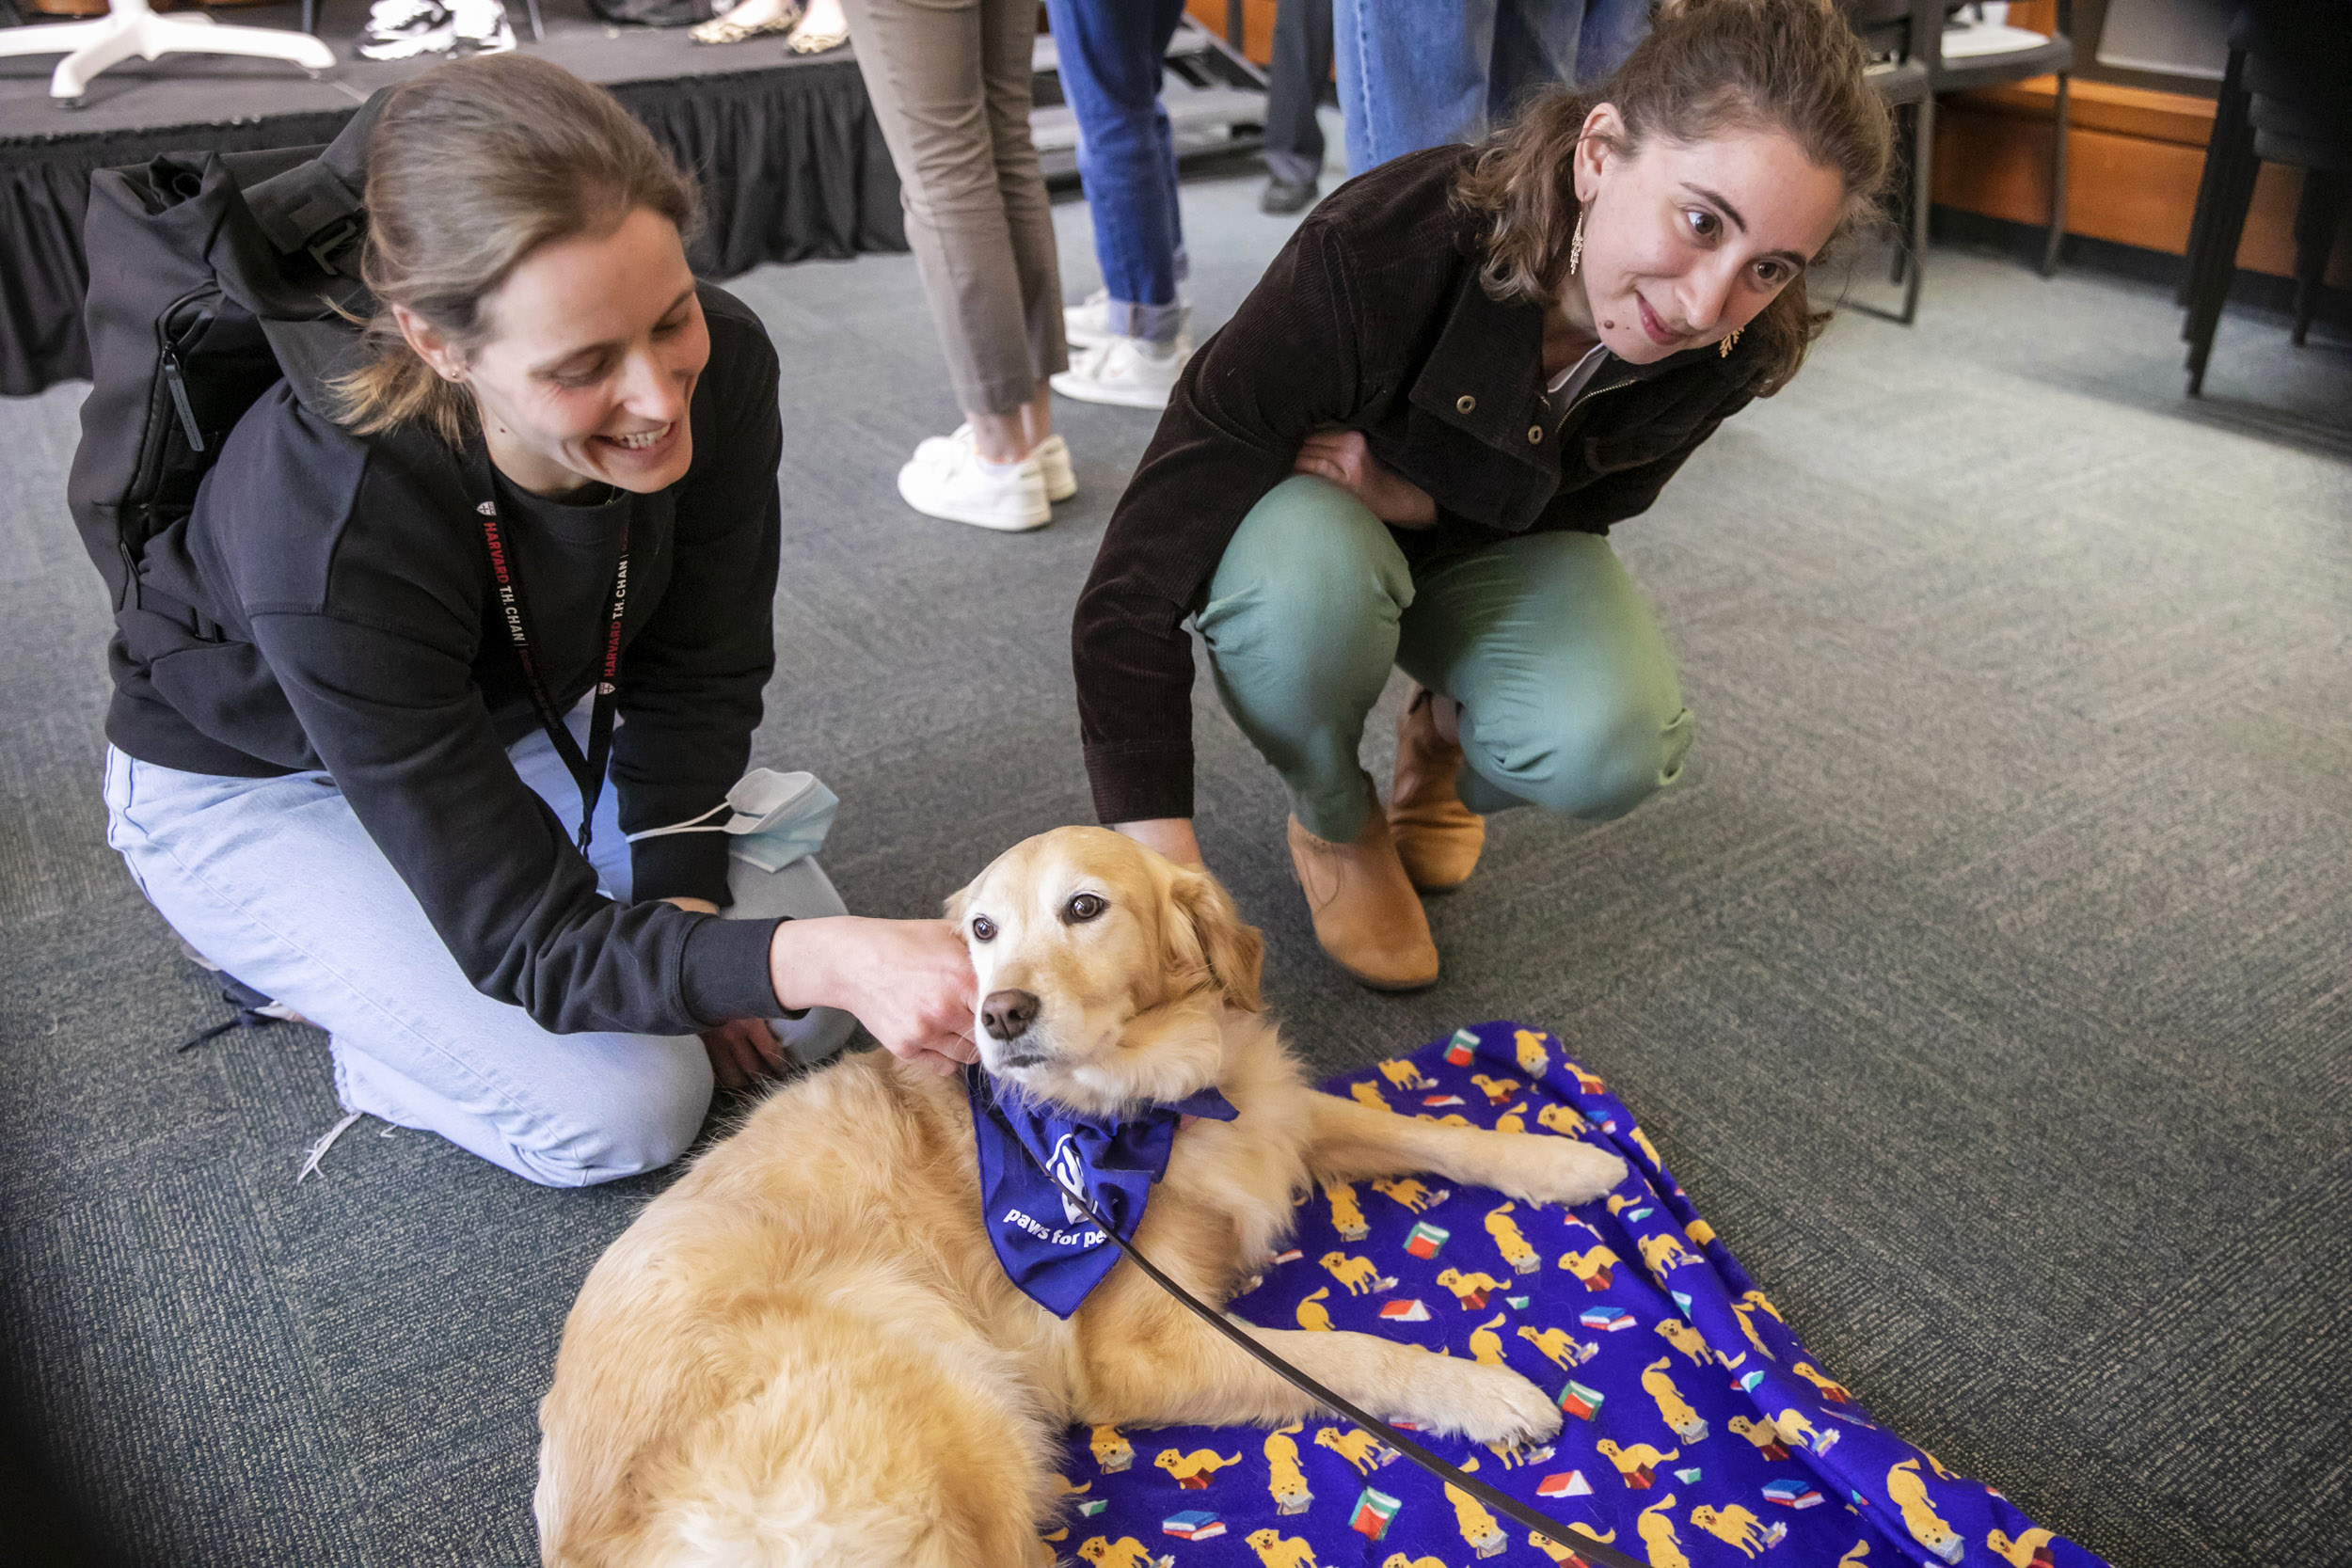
[1568,210,1585,276]
[1720,326,1741,358]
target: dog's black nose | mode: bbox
[980,989,1041,1043]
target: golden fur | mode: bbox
[535,828,1626,1567]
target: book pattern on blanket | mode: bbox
[1049,1021,2105,1568]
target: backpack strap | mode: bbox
[242,86,392,275]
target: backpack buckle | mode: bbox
[306,214,363,277]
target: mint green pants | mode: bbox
[1199,475,1694,842]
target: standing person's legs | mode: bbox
[1575,0,1652,86]
[1043,0,1189,347]
[1331,0,1499,172]
[1197,476,1438,990]
[1262,0,1333,207]
[1395,531,1693,823]
[843,0,1057,528]
[1488,0,1588,128]
[975,0,1068,459]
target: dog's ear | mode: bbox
[942,875,975,927]
[1167,863,1264,1013]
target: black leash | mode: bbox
[1030,1156,1649,1568]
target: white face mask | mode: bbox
[627,768,838,873]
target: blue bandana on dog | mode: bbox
[964,1065,1238,1319]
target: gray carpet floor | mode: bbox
[3,154,2348,1568]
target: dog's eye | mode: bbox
[970,916,997,942]
[1062,893,1106,925]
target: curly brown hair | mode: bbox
[1453,0,1892,395]
[331,55,701,445]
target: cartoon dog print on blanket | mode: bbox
[1887,1458,1964,1562]
[1596,1438,1679,1489]
[1793,1361,1853,1403]
[1325,1181,1371,1241]
[1348,1080,1392,1113]
[1989,1528,2059,1567]
[1152,1449,1239,1488]
[1436,1267,1505,1309]
[1077,1537,1168,1568]
[1089,1425,1135,1472]
[1263,1422,1313,1514]
[1313,1426,1392,1475]
[1518,1323,1593,1370]
[1320,1251,1386,1294]
[1637,1494,1692,1568]
[1245,1528,1320,1568]
[1691,1503,1774,1558]
[1378,1058,1434,1091]
[1371,1176,1442,1212]
[1443,1460,1509,1558]
[1638,1230,1698,1277]
[1514,1030,1550,1078]
[1557,1244,1619,1291]
[1470,1073,1521,1105]
[1727,1415,1791,1460]
[1295,1287,1333,1331]
[1772,1408,1832,1454]
[1654,1316,1709,1366]
[1528,1523,1619,1564]
[1535,1103,1589,1137]
[1642,1358,1710,1442]
[1485,1202,1542,1273]
[1468,1313,1510,1367]
[1492,1102,1533,1134]
[1382,1557,1451,1568]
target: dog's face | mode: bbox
[946,827,1263,1111]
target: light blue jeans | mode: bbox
[1331,0,1652,172]
[102,716,855,1188]
[1199,476,1693,842]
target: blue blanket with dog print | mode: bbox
[1048,1020,2106,1568]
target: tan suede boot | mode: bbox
[1287,782,1439,991]
[1388,685,1486,892]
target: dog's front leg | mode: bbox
[1077,1300,1562,1449]
[1300,1092,1627,1206]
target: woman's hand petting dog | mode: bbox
[1294,429,1438,527]
[768,914,978,1073]
[698,1018,785,1090]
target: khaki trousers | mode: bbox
[842,0,1069,413]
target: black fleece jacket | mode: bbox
[1071,146,1768,826]
[106,282,786,1037]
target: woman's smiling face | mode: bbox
[1562,103,1848,363]
[397,204,710,498]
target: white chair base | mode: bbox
[0,0,335,105]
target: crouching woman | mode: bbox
[100,56,975,1185]
[1072,0,1890,988]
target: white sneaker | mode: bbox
[1064,288,1189,352]
[357,0,453,58]
[1051,336,1191,410]
[898,436,1050,531]
[451,0,515,52]
[912,424,1074,502]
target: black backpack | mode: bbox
[65,92,387,625]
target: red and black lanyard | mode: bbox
[468,442,629,855]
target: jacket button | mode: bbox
[1528,425,1544,444]
[1455,394,1476,414]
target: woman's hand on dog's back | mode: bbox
[770,916,979,1074]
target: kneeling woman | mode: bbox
[1073,0,1889,987]
[101,57,975,1185]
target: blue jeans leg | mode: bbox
[1046,0,1189,342]
[1335,0,1603,170]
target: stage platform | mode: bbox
[0,1,907,394]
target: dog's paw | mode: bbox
[1500,1139,1629,1209]
[1428,1362,1565,1449]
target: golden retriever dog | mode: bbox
[534,827,1626,1567]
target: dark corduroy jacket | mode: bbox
[1072,145,1770,825]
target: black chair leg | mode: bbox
[2185,136,2260,395]
[2042,71,2069,276]
[2184,48,2254,335]
[1902,92,1931,325]
[302,0,317,34]
[1890,103,1914,287]
[2290,169,2344,347]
